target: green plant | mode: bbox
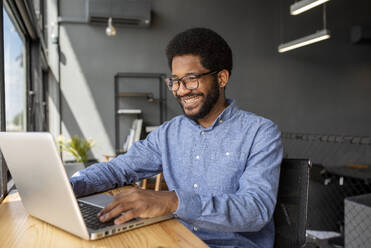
[57,135,95,164]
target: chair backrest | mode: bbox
[274,158,311,248]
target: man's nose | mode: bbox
[175,82,191,96]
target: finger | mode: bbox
[98,189,136,216]
[98,187,142,217]
[98,199,121,217]
[113,209,140,225]
[99,201,136,222]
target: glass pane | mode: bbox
[3,8,27,132]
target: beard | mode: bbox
[176,78,220,121]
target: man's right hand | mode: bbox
[97,187,178,225]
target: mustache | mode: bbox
[176,93,203,101]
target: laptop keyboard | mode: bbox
[78,201,115,230]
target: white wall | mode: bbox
[47,0,61,138]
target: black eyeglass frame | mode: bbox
[165,70,219,91]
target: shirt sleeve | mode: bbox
[70,128,163,197]
[174,121,283,232]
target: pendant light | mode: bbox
[106,17,116,36]
[291,0,331,15]
[105,0,116,36]
[278,3,330,53]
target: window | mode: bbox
[1,0,50,201]
[1,4,28,200]
[3,7,27,132]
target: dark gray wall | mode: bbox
[273,0,371,135]
[59,0,371,160]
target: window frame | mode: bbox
[4,2,30,194]
[0,0,7,203]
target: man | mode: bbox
[70,27,283,248]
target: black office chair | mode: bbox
[274,158,312,248]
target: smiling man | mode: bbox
[170,55,226,127]
[70,28,283,248]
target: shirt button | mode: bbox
[201,131,205,135]
[193,184,198,188]
[196,155,200,160]
[193,226,198,231]
[226,152,230,156]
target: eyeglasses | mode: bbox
[165,71,218,91]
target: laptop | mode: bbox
[0,132,173,240]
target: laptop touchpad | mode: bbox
[78,193,114,208]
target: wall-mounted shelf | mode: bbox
[117,109,142,114]
[116,93,157,102]
[114,73,167,154]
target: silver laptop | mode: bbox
[0,132,172,240]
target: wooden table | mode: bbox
[0,189,208,248]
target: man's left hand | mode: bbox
[97,187,179,225]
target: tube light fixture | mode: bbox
[291,0,330,15]
[278,29,330,53]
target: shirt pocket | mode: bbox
[205,151,246,193]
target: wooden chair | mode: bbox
[103,154,163,191]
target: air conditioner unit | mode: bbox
[88,0,151,28]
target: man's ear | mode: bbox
[218,69,230,88]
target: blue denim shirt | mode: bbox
[70,99,283,248]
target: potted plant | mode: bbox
[57,135,96,177]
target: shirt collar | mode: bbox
[185,98,238,130]
[211,98,238,127]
